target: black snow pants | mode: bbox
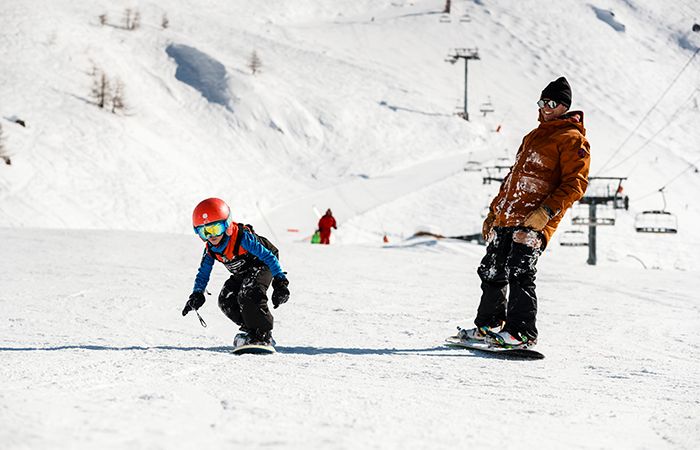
[475,226,543,340]
[218,265,274,333]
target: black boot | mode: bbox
[250,329,274,346]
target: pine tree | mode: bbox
[90,67,110,109]
[131,10,141,30]
[111,79,126,114]
[124,8,132,30]
[248,50,262,75]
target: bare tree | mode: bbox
[0,124,10,165]
[111,79,126,114]
[98,13,108,26]
[131,10,141,30]
[90,66,110,109]
[124,8,132,30]
[248,50,262,75]
[161,13,169,29]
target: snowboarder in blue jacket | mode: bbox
[182,198,290,346]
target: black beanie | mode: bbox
[540,76,572,108]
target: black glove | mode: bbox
[271,276,290,309]
[182,292,205,316]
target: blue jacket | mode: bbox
[192,230,284,293]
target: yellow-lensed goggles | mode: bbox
[195,220,227,240]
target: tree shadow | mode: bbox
[378,100,451,117]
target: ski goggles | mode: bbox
[194,220,228,240]
[537,99,559,109]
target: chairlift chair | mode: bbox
[459,14,471,23]
[559,230,588,247]
[481,165,508,184]
[439,14,451,23]
[479,100,495,117]
[634,210,678,234]
[482,176,503,185]
[634,188,678,234]
[571,203,616,226]
[463,161,482,172]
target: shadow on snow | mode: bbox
[0,345,532,359]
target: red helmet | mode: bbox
[192,198,234,237]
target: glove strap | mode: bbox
[194,309,207,328]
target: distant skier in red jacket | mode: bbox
[317,209,337,244]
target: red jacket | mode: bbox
[318,214,337,231]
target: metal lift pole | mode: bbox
[445,48,480,121]
[463,57,469,121]
[587,202,597,266]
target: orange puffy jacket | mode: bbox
[490,111,591,245]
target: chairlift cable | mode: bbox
[595,47,700,176]
[605,89,699,174]
[630,154,700,201]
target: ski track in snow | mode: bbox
[1,229,699,449]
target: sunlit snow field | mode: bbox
[1,0,700,448]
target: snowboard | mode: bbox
[232,344,276,355]
[444,336,545,359]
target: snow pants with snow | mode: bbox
[218,266,274,332]
[475,227,543,340]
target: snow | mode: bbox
[2,228,699,448]
[1,0,700,448]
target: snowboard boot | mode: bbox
[248,329,275,347]
[485,330,536,349]
[233,332,250,348]
[455,321,504,342]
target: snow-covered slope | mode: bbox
[2,1,700,448]
[1,0,699,241]
[2,228,699,449]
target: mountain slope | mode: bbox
[1,0,698,242]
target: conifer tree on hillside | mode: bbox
[131,10,141,30]
[123,8,131,29]
[111,79,126,114]
[123,8,141,30]
[90,67,110,109]
[249,50,262,75]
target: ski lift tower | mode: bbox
[575,176,629,265]
[445,48,480,121]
